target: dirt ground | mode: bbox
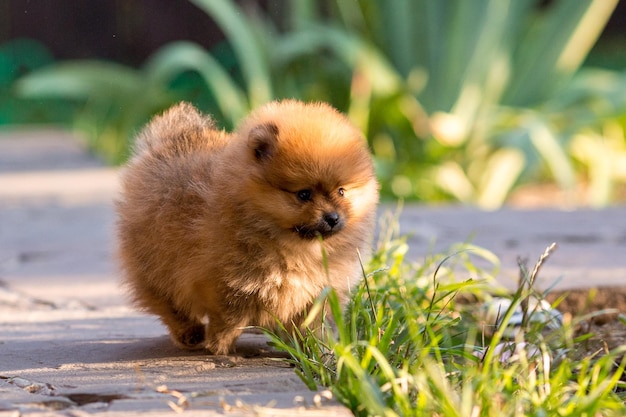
[543,286,626,398]
[546,286,626,353]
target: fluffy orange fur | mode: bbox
[116,100,379,354]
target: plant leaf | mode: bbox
[143,41,248,125]
[190,0,273,106]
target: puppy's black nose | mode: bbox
[323,212,340,228]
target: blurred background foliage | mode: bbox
[2,0,626,208]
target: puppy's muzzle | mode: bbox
[295,212,345,239]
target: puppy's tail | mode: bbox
[132,102,220,157]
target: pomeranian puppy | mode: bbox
[116,100,379,354]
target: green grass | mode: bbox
[265,215,626,416]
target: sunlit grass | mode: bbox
[265,215,626,416]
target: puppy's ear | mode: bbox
[249,122,279,161]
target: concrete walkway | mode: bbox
[1,130,624,416]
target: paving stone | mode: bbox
[397,206,626,291]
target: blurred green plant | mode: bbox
[322,0,625,207]
[0,38,79,125]
[10,0,626,206]
[12,40,251,164]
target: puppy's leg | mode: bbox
[156,302,206,349]
[132,285,206,348]
[166,315,206,349]
[204,313,247,355]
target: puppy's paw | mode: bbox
[205,330,239,355]
[171,324,206,349]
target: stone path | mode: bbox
[1,130,624,416]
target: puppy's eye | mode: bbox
[338,187,345,197]
[296,189,313,202]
